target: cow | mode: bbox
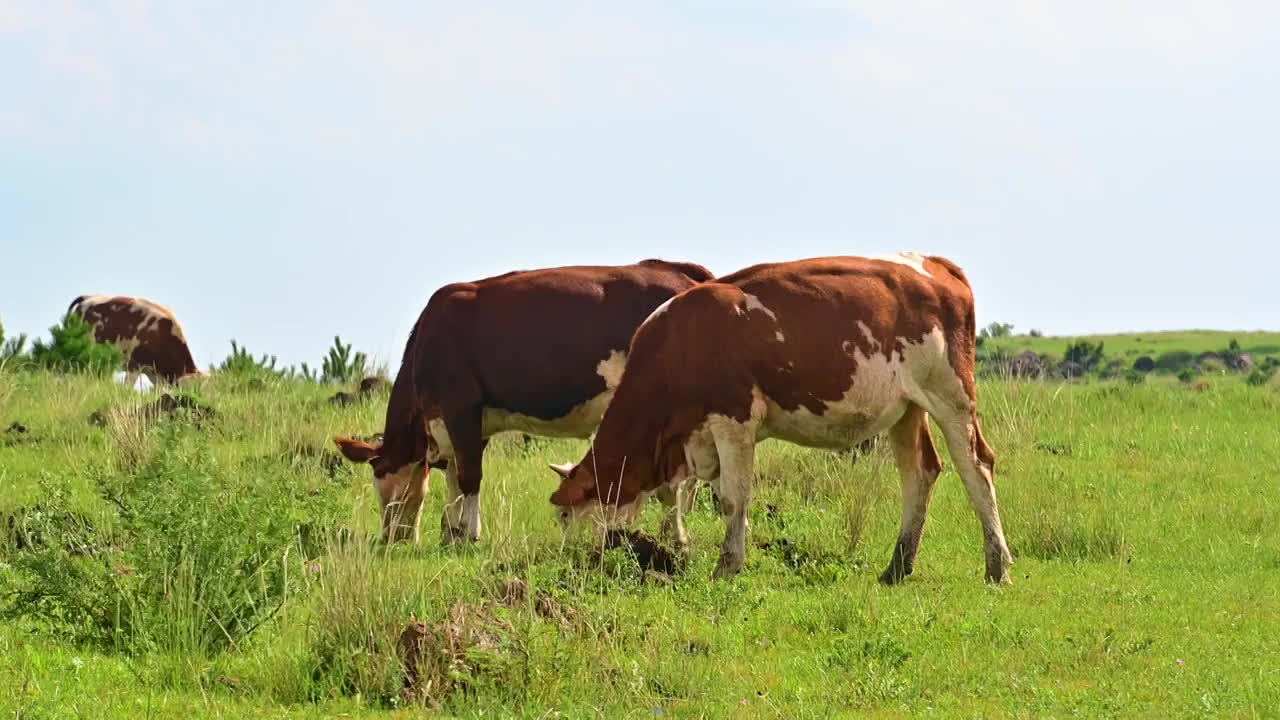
[548,253,1014,585]
[334,259,714,545]
[68,295,201,383]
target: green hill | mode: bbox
[984,330,1280,364]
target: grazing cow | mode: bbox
[68,295,200,382]
[334,259,714,545]
[548,254,1013,584]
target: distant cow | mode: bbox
[334,259,714,545]
[68,295,200,382]
[549,254,1013,585]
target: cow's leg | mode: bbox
[440,460,466,544]
[709,418,757,579]
[441,405,485,544]
[937,413,1012,584]
[879,405,943,584]
[655,471,694,555]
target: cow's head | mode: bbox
[549,454,645,531]
[334,436,436,543]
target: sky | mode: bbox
[3,1,1278,370]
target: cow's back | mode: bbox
[411,261,707,422]
[70,295,199,380]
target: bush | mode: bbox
[1124,369,1146,385]
[1063,340,1105,374]
[29,313,123,374]
[1246,366,1277,387]
[1155,351,1195,373]
[216,340,284,378]
[0,316,29,367]
[979,322,1014,339]
[4,425,343,655]
[1177,367,1198,384]
[321,336,368,384]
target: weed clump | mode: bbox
[3,426,342,655]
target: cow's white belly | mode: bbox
[427,349,628,459]
[481,388,614,439]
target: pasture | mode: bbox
[2,365,1278,717]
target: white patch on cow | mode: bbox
[742,293,778,321]
[856,321,881,352]
[595,350,627,390]
[642,296,676,327]
[760,327,962,450]
[775,331,786,343]
[872,252,932,278]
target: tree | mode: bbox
[321,336,367,383]
[979,322,1015,339]
[30,313,123,374]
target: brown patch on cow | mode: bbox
[69,295,199,381]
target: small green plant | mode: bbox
[1178,367,1197,384]
[321,336,368,384]
[1124,369,1146,385]
[29,313,124,374]
[1063,340,1105,373]
[216,340,282,377]
[1246,366,1276,387]
[0,315,29,367]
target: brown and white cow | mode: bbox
[548,253,1013,584]
[69,295,201,382]
[334,259,714,545]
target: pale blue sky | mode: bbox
[3,2,1277,370]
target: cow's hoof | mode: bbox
[878,566,909,586]
[712,555,743,579]
[440,523,467,546]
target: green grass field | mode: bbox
[984,329,1280,365]
[2,339,1279,718]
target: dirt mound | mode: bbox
[603,528,682,576]
[330,376,391,407]
[398,577,579,705]
[2,421,37,447]
[88,393,215,428]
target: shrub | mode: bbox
[0,316,29,367]
[979,322,1014,339]
[1246,366,1277,387]
[1177,367,1197,384]
[216,340,283,377]
[1155,351,1195,373]
[28,313,123,374]
[4,425,343,655]
[321,336,368,384]
[1124,369,1146,385]
[1028,329,1044,338]
[1063,340,1105,373]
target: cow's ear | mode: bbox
[334,436,380,464]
